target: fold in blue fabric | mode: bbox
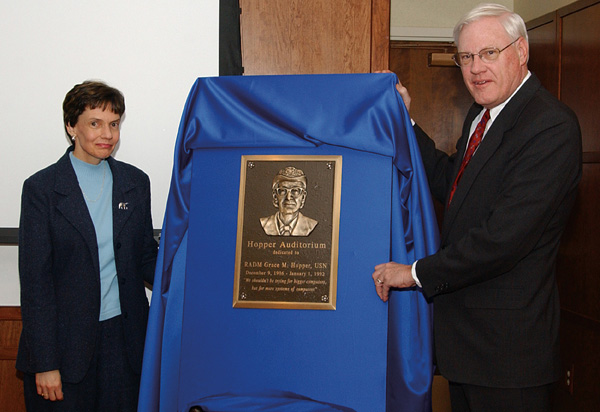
[139,73,440,412]
[186,390,356,412]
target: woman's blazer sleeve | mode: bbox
[18,176,61,373]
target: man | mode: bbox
[372,4,581,411]
[260,166,318,236]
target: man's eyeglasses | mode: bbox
[275,187,305,197]
[452,38,520,67]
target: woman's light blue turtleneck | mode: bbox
[70,153,121,321]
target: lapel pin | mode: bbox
[118,202,129,210]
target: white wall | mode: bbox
[390,0,513,41]
[390,0,581,41]
[0,0,219,305]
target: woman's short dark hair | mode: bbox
[62,80,125,142]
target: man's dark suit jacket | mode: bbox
[17,147,158,383]
[414,74,581,388]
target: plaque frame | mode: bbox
[233,155,342,310]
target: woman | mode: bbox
[17,80,158,411]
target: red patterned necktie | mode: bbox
[447,109,491,207]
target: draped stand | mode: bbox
[139,73,439,412]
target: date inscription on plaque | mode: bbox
[233,155,342,310]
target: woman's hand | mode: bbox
[36,369,64,401]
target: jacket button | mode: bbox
[116,242,122,249]
[120,277,126,285]
[123,312,128,319]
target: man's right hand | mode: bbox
[374,70,412,112]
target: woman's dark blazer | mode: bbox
[17,147,158,383]
[413,74,582,388]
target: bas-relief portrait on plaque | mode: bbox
[259,166,319,237]
[233,155,342,310]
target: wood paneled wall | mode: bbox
[560,2,600,154]
[239,0,389,74]
[389,42,472,154]
[528,0,600,412]
[0,307,25,412]
[528,1,600,410]
[389,41,472,224]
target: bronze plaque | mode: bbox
[233,155,342,310]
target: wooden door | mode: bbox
[389,41,473,227]
[239,0,389,75]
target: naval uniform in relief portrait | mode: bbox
[260,166,318,237]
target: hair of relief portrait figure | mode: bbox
[260,166,318,237]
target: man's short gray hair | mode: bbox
[453,3,529,48]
